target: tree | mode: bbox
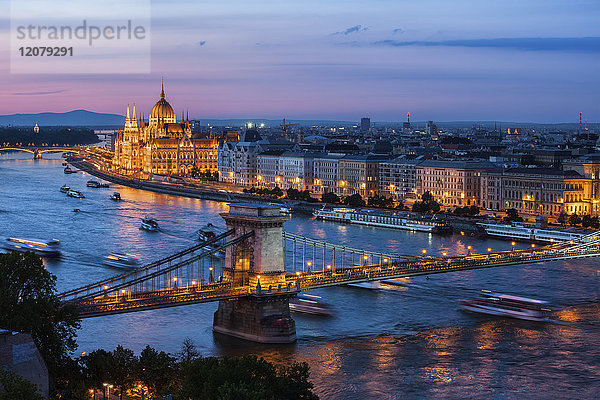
[421,191,434,203]
[569,213,582,226]
[178,338,200,363]
[178,355,318,400]
[138,345,178,397]
[0,368,45,400]
[110,345,137,400]
[557,211,568,226]
[368,195,394,208]
[412,191,441,214]
[321,192,340,204]
[505,208,523,222]
[0,252,80,376]
[582,214,593,228]
[343,193,365,207]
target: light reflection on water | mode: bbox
[2,154,600,398]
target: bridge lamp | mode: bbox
[511,242,516,252]
[442,252,447,257]
[103,285,109,291]
[296,271,301,276]
[467,245,472,256]
[121,289,126,295]
[327,264,331,270]
[191,280,197,286]
[209,266,213,271]
[487,248,491,252]
[531,243,536,248]
[383,258,389,263]
[422,249,427,255]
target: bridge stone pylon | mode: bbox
[213,203,296,343]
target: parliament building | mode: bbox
[113,82,219,177]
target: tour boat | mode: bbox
[67,189,85,198]
[59,184,70,193]
[110,192,121,201]
[197,223,226,255]
[347,281,382,290]
[476,221,584,243]
[140,217,160,232]
[313,207,452,234]
[86,180,100,188]
[289,294,333,316]
[103,252,141,269]
[3,237,61,257]
[459,291,552,322]
[63,166,75,174]
[99,183,109,188]
[267,202,292,214]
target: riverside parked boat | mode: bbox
[313,207,452,234]
[59,184,70,193]
[476,221,584,243]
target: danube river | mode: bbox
[2,154,600,399]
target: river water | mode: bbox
[2,154,600,399]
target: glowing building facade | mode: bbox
[113,83,218,176]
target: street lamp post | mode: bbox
[511,241,516,252]
[467,245,472,256]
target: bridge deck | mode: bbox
[69,244,600,318]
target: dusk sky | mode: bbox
[1,0,599,122]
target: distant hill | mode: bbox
[0,110,587,129]
[0,110,124,127]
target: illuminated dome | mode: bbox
[149,82,176,124]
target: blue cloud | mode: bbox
[333,25,368,36]
[371,37,600,52]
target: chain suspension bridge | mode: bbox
[59,203,600,343]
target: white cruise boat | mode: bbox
[460,291,552,322]
[104,252,141,269]
[60,184,70,193]
[313,207,452,234]
[476,221,584,243]
[289,294,333,316]
[67,189,85,198]
[3,237,61,257]
[140,217,160,232]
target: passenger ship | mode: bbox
[313,207,452,234]
[476,221,584,243]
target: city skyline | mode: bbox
[1,0,598,122]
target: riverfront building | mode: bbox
[113,82,219,177]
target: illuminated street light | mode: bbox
[511,241,516,252]
[467,245,472,256]
[531,243,536,248]
[442,252,447,257]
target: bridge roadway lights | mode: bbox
[213,203,296,343]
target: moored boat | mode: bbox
[141,217,160,232]
[60,184,70,193]
[460,291,552,322]
[86,180,100,188]
[67,189,85,198]
[289,294,333,316]
[110,192,121,201]
[313,207,452,234]
[476,221,584,243]
[63,166,75,174]
[103,252,141,269]
[3,237,61,257]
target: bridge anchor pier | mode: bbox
[213,203,296,343]
[213,294,296,343]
